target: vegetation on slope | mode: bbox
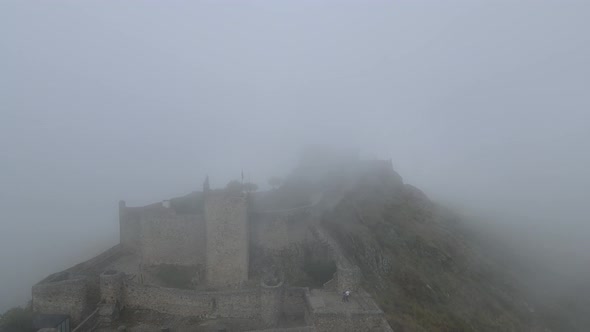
[315,166,582,332]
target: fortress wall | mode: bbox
[124,282,260,319]
[260,281,284,327]
[140,212,205,266]
[311,312,384,332]
[31,246,123,326]
[205,192,249,288]
[305,288,388,332]
[32,276,95,325]
[120,201,206,266]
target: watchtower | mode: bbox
[204,190,249,288]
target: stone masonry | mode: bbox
[204,190,249,289]
[32,170,395,331]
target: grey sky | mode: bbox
[1,1,589,311]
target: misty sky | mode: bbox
[1,1,589,312]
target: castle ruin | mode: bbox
[31,166,394,331]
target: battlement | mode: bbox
[32,177,393,331]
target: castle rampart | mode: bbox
[124,280,261,319]
[33,171,394,331]
[32,274,96,326]
[119,200,206,267]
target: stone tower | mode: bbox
[204,190,249,288]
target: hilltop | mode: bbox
[280,149,578,331]
[4,149,582,332]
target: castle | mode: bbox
[31,169,394,331]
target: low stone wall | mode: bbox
[247,327,316,332]
[124,281,260,319]
[311,312,384,332]
[303,287,390,332]
[260,281,284,327]
[32,246,125,327]
[32,276,95,326]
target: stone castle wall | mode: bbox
[32,274,98,325]
[33,175,397,331]
[32,245,126,326]
[120,280,301,329]
[260,281,284,327]
[204,192,249,288]
[119,201,206,266]
[311,312,385,332]
[305,289,387,332]
[125,281,262,319]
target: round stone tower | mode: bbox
[260,279,284,327]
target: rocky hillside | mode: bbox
[283,151,577,332]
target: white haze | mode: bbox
[1,0,589,312]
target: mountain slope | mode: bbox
[289,159,570,332]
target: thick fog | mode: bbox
[1,1,589,312]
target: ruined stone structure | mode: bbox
[32,171,394,331]
[32,273,97,325]
[119,200,206,267]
